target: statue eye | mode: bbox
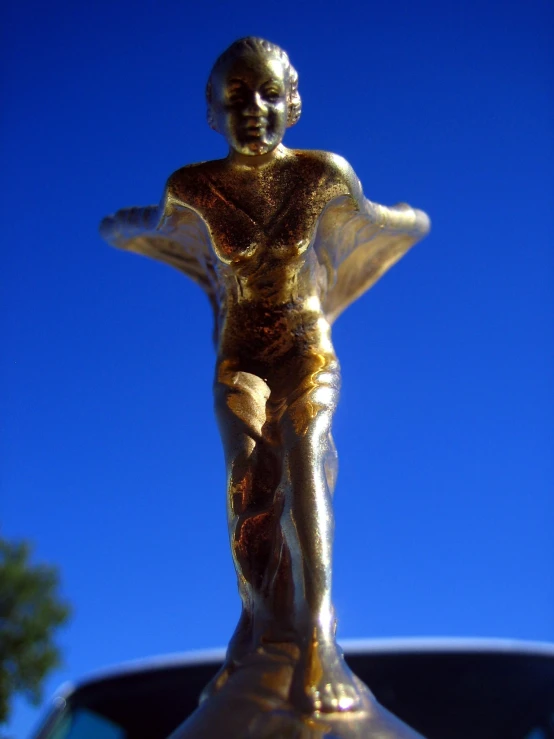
[227,83,246,104]
[263,88,282,102]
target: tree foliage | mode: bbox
[0,537,71,726]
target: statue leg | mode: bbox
[202,360,288,700]
[279,357,362,713]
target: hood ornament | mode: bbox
[101,36,430,739]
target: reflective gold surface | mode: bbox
[101,37,429,738]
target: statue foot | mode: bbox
[290,632,363,714]
[199,661,236,703]
[199,609,252,704]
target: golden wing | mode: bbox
[100,192,220,329]
[314,195,431,324]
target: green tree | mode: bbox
[0,537,71,726]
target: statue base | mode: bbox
[168,645,424,739]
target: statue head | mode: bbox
[206,37,302,156]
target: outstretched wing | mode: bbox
[314,195,430,324]
[100,192,220,323]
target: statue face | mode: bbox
[210,53,288,156]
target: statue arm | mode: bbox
[323,154,429,264]
[99,204,160,247]
[325,153,365,210]
[99,180,177,249]
[99,177,215,284]
[315,161,430,323]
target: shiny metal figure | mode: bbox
[101,37,430,739]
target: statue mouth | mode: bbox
[242,119,267,138]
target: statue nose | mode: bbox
[244,92,265,116]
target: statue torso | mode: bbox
[169,150,352,263]
[166,149,356,361]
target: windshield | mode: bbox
[48,709,125,739]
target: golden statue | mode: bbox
[101,37,430,739]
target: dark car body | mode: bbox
[33,639,554,739]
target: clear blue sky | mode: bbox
[2,0,553,735]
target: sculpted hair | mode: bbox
[206,37,302,130]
